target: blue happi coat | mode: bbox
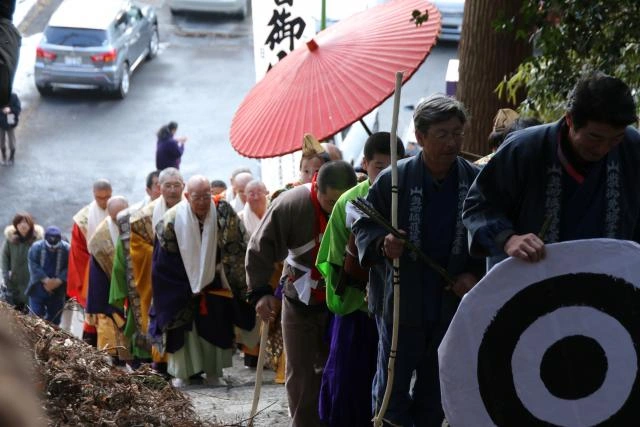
[463,119,640,268]
[353,153,483,327]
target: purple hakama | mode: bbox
[319,309,379,427]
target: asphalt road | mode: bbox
[0,1,457,237]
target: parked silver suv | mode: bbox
[34,0,158,99]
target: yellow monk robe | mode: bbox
[128,200,166,363]
[87,217,130,360]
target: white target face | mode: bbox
[511,307,637,426]
[439,239,640,427]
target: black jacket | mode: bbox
[0,0,15,20]
[0,92,20,129]
[0,12,20,106]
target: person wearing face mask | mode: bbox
[1,212,44,312]
[26,226,70,325]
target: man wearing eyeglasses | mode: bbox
[352,95,484,427]
[150,175,249,387]
[463,72,640,269]
[114,167,184,375]
[108,170,163,370]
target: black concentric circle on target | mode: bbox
[539,335,608,400]
[477,273,640,426]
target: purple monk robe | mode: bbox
[319,309,379,427]
[86,256,120,316]
[149,239,234,353]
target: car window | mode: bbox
[128,6,143,24]
[43,26,108,47]
[114,11,130,32]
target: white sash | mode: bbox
[173,200,218,294]
[231,195,245,213]
[128,195,150,214]
[286,241,318,305]
[240,203,262,236]
[87,201,108,240]
[152,197,169,229]
[285,183,320,305]
[106,217,119,247]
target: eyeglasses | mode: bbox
[189,193,211,202]
[429,129,465,143]
[162,182,183,190]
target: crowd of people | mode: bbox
[1,72,639,426]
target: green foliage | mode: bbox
[495,1,640,121]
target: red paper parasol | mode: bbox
[230,0,441,158]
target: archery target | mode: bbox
[438,239,640,427]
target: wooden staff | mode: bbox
[373,70,403,427]
[248,319,270,427]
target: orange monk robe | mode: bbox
[67,222,90,307]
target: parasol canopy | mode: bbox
[230,0,441,158]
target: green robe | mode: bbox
[317,179,370,315]
[110,239,151,358]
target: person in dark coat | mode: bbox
[463,72,640,269]
[0,1,20,106]
[155,121,187,170]
[0,92,20,165]
[1,212,43,312]
[27,226,70,326]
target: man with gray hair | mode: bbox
[112,167,185,373]
[236,178,269,367]
[227,167,253,211]
[150,175,249,387]
[86,196,131,363]
[67,178,112,344]
[353,94,484,426]
[230,171,254,213]
[237,179,269,236]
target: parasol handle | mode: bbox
[248,319,270,427]
[373,71,404,427]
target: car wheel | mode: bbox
[147,26,159,60]
[114,63,130,99]
[36,84,53,97]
